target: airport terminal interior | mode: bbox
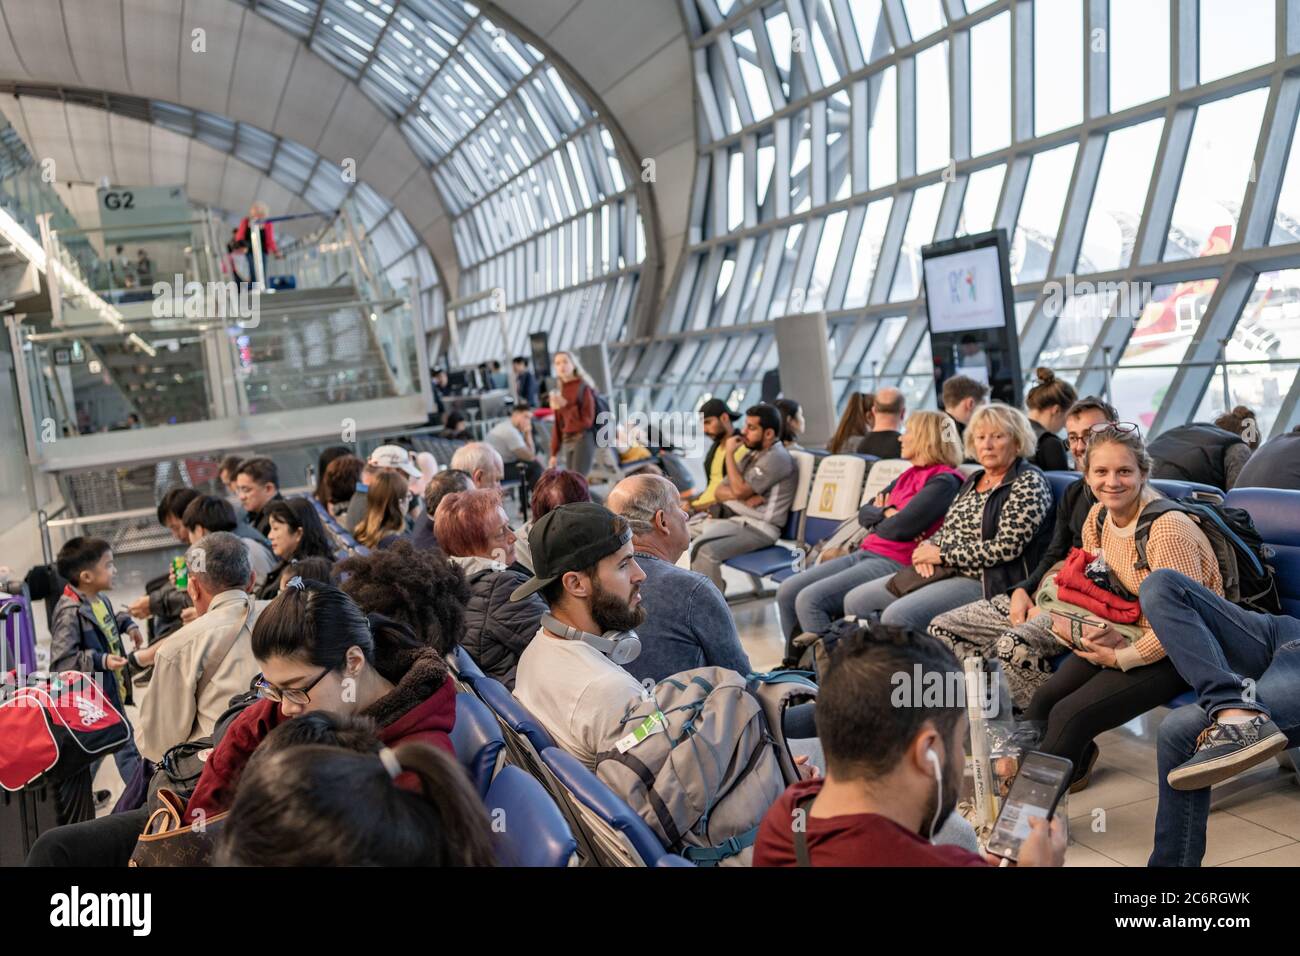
[2,0,1300,874]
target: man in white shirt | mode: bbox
[134,531,265,762]
[509,502,648,770]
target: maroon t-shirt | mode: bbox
[754,779,989,867]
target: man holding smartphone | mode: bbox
[754,624,1068,867]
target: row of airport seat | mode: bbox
[447,647,691,868]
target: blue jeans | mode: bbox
[775,550,905,641]
[1140,569,1300,866]
[844,573,985,635]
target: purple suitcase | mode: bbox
[1,592,37,678]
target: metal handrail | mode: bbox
[42,484,314,529]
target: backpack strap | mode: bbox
[792,791,818,867]
[1131,499,1182,572]
[196,596,256,700]
[681,825,761,866]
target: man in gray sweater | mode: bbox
[607,473,751,684]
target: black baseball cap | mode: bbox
[509,502,632,601]
[699,398,737,420]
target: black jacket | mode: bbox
[1233,431,1300,490]
[1012,475,1094,595]
[1149,423,1246,490]
[951,458,1055,598]
[857,471,963,540]
[456,559,545,689]
[1030,420,1070,472]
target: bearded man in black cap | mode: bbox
[509,501,650,770]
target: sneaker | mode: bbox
[1167,716,1289,791]
[1067,742,1100,794]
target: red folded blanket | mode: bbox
[1055,547,1141,624]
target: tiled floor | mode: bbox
[733,594,1300,868]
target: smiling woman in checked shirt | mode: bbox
[1023,424,1222,794]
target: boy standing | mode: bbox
[50,537,144,786]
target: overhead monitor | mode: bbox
[921,229,1023,408]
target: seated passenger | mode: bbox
[217,741,494,867]
[928,397,1116,706]
[754,625,1066,867]
[940,375,989,452]
[134,532,263,763]
[184,579,456,824]
[686,399,745,512]
[827,391,872,456]
[509,502,649,770]
[1234,422,1300,490]
[1021,425,1223,792]
[690,403,799,592]
[322,453,364,520]
[1024,367,1076,472]
[181,494,276,591]
[775,397,805,449]
[125,488,199,641]
[233,456,283,537]
[848,404,1054,636]
[776,410,964,663]
[344,445,423,530]
[514,467,590,573]
[435,488,545,687]
[353,471,409,550]
[1140,569,1299,866]
[313,445,353,512]
[1148,409,1256,491]
[487,404,544,488]
[856,388,906,459]
[258,497,337,600]
[606,473,751,683]
[410,468,474,552]
[451,441,505,491]
[338,538,470,657]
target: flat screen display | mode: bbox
[922,244,1008,334]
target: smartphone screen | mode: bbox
[986,751,1073,862]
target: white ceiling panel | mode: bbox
[177,0,244,115]
[61,0,131,91]
[274,49,346,150]
[63,104,114,184]
[225,12,297,130]
[148,123,190,186]
[218,155,261,215]
[17,97,82,181]
[0,0,78,84]
[392,173,442,234]
[107,112,152,185]
[545,0,682,95]
[315,83,389,164]
[186,138,228,204]
[356,125,421,198]
[123,0,183,101]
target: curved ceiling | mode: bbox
[0,88,436,291]
[0,0,696,318]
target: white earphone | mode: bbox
[542,612,642,664]
[925,747,943,842]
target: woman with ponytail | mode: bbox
[217,741,495,866]
[1025,367,1077,471]
[182,578,456,824]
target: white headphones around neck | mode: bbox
[542,612,642,665]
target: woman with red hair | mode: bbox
[514,468,591,573]
[435,488,545,688]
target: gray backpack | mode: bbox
[594,667,816,867]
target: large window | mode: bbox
[635,0,1300,438]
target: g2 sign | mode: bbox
[102,191,135,210]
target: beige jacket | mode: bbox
[135,590,266,763]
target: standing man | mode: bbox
[857,388,906,459]
[513,356,540,408]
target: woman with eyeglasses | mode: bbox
[1025,425,1220,793]
[181,578,456,826]
[257,497,337,600]
[927,397,1117,707]
[434,488,545,689]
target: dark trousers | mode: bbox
[1024,654,1189,775]
[26,806,150,867]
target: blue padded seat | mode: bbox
[540,747,668,866]
[1149,478,1224,502]
[451,645,487,686]
[1223,487,1300,618]
[1043,470,1080,508]
[450,692,505,798]
[655,853,697,867]
[473,676,557,756]
[485,766,577,867]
